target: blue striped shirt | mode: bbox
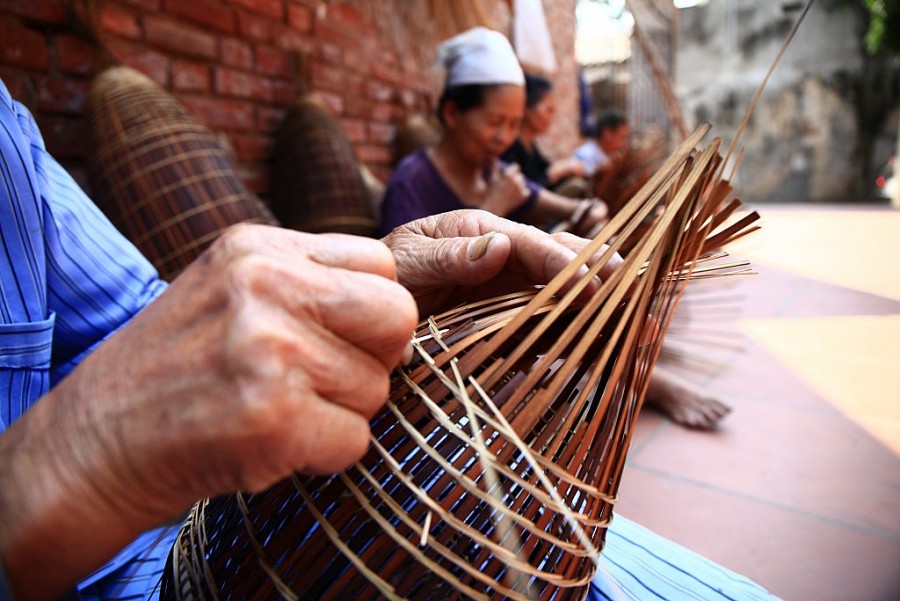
[0,77,778,600]
[1,79,178,601]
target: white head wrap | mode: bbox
[437,27,525,88]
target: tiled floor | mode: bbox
[614,204,900,601]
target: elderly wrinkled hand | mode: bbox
[0,225,419,569]
[481,162,530,216]
[382,209,623,317]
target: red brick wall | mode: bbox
[537,0,579,160]
[0,0,577,199]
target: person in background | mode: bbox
[501,73,591,197]
[378,27,608,239]
[574,109,630,180]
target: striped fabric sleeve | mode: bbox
[590,515,782,601]
[3,83,167,383]
[1,79,53,429]
[2,78,175,600]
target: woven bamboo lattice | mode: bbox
[271,95,378,237]
[161,124,760,601]
[86,66,279,281]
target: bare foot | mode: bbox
[645,365,731,430]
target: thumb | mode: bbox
[422,231,512,287]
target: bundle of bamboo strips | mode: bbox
[161,124,760,601]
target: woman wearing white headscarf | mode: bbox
[378,27,608,237]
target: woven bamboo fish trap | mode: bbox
[393,114,442,166]
[86,66,279,281]
[161,124,760,600]
[271,95,378,237]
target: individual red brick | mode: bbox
[36,76,88,114]
[162,0,235,34]
[366,79,393,103]
[341,48,371,75]
[231,133,273,162]
[220,38,253,70]
[144,16,217,60]
[255,44,294,77]
[355,144,392,166]
[0,66,34,105]
[270,79,297,104]
[371,62,403,85]
[0,22,49,71]
[339,118,366,144]
[367,122,395,145]
[34,113,87,158]
[229,0,282,20]
[54,36,98,75]
[316,42,342,66]
[311,63,345,93]
[121,0,161,11]
[236,10,271,42]
[0,0,66,23]
[256,106,285,133]
[312,19,357,49]
[181,95,255,131]
[322,3,371,35]
[172,59,210,92]
[106,39,170,86]
[389,105,405,121]
[370,102,393,123]
[342,95,368,120]
[214,67,273,102]
[99,6,141,39]
[286,3,311,32]
[272,23,312,53]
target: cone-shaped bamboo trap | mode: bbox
[86,66,279,282]
[160,124,760,601]
[161,3,814,595]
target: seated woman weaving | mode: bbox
[377,29,608,240]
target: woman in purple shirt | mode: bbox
[379,28,608,238]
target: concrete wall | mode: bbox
[675,0,865,203]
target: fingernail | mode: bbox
[467,231,496,261]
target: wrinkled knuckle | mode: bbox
[221,254,272,300]
[213,223,265,256]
